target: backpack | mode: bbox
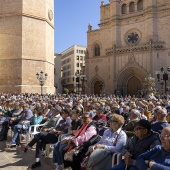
[64,134,101,162]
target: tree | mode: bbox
[63,88,69,94]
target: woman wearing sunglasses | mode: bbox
[86,114,127,170]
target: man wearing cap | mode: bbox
[136,126,170,170]
[110,119,160,170]
[41,104,63,132]
[151,108,170,135]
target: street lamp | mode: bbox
[80,75,87,94]
[156,67,170,94]
[75,72,80,94]
[61,80,65,94]
[36,71,48,95]
[160,81,164,95]
[74,72,87,94]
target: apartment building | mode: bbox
[61,45,86,94]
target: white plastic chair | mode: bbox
[20,123,45,144]
[112,153,122,167]
[45,143,54,157]
[28,123,46,138]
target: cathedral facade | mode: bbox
[85,0,170,96]
[0,0,55,94]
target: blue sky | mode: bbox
[54,0,109,53]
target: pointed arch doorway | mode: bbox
[127,76,142,96]
[117,66,148,96]
[94,81,101,95]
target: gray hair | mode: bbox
[131,109,141,118]
[158,108,167,116]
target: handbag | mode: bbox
[64,134,101,162]
[64,146,79,161]
[60,134,73,144]
[19,120,30,130]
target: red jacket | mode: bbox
[93,114,107,122]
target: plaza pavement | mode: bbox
[0,136,54,170]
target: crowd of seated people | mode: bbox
[0,93,170,170]
[0,101,23,141]
[19,107,72,169]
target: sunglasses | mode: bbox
[134,127,146,131]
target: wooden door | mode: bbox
[94,81,100,95]
[127,77,141,96]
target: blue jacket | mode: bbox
[151,122,170,135]
[121,132,161,159]
[136,145,170,170]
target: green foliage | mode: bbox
[63,87,69,94]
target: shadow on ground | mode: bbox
[0,139,54,170]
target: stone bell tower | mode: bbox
[0,0,55,94]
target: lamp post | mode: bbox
[160,81,164,95]
[74,72,87,94]
[80,75,87,94]
[61,80,65,94]
[36,71,48,95]
[156,67,170,95]
[75,72,80,94]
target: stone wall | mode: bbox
[86,0,170,95]
[0,0,55,94]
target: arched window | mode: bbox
[94,44,100,56]
[122,4,127,14]
[129,2,135,13]
[137,0,143,11]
